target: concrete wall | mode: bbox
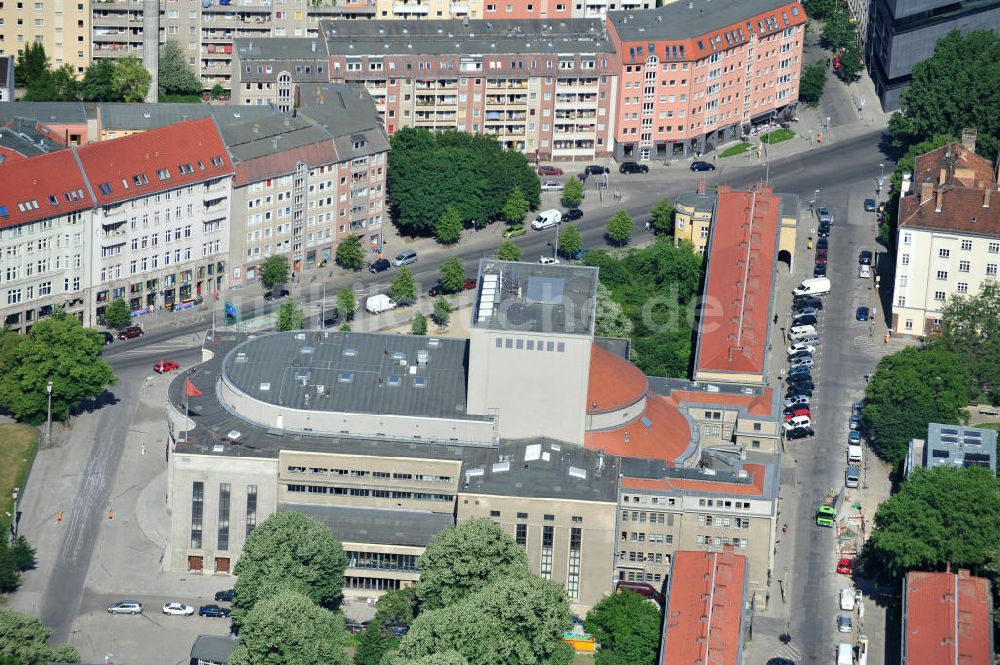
[586,394,647,431]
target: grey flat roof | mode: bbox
[620,456,779,500]
[472,259,598,335]
[190,635,237,663]
[609,0,800,43]
[222,331,476,420]
[97,103,278,132]
[924,422,997,472]
[0,120,67,159]
[220,114,333,162]
[235,37,329,61]
[280,503,454,547]
[0,101,87,124]
[320,18,613,56]
[675,190,715,214]
[297,84,391,151]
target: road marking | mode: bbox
[772,642,802,661]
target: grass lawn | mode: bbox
[719,142,751,158]
[571,651,595,664]
[976,422,1000,432]
[760,128,795,144]
[0,423,38,530]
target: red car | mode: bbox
[833,56,842,70]
[815,254,828,265]
[538,165,563,176]
[784,407,811,421]
[154,360,180,373]
[836,558,853,575]
[462,278,478,291]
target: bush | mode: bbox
[719,143,751,158]
[760,128,795,144]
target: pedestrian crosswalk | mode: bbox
[769,640,802,662]
[854,335,898,358]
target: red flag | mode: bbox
[185,379,203,397]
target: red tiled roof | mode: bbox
[233,140,341,187]
[667,388,775,417]
[76,118,233,205]
[621,463,767,496]
[0,150,92,230]
[587,343,648,414]
[695,185,779,378]
[661,549,747,665]
[584,394,692,465]
[904,570,992,665]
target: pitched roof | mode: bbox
[694,186,779,380]
[584,393,694,465]
[587,343,648,414]
[0,149,92,230]
[75,118,233,206]
[661,548,747,665]
[666,388,775,417]
[903,570,993,665]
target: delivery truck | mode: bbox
[365,294,397,314]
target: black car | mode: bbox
[619,161,649,174]
[859,250,873,265]
[199,604,231,618]
[787,349,813,361]
[792,314,818,326]
[786,377,815,389]
[368,258,391,273]
[428,284,445,297]
[263,288,289,301]
[816,237,829,250]
[584,165,609,175]
[100,331,114,345]
[786,426,815,440]
[563,208,584,222]
[817,224,831,238]
[690,160,716,172]
[793,296,823,310]
[864,198,877,212]
[813,263,828,277]
[786,386,814,398]
[214,589,236,602]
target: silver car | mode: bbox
[789,356,815,369]
[391,250,417,267]
[107,600,143,615]
[817,206,833,224]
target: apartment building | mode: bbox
[891,137,1000,337]
[901,570,993,665]
[0,0,90,76]
[376,0,652,21]
[0,56,13,101]
[673,186,713,253]
[606,0,806,160]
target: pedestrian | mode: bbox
[141,441,146,456]
[645,220,651,232]
[773,314,778,325]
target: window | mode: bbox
[990,242,1000,254]
[960,260,970,272]
[989,264,998,277]
[901,254,910,266]
[516,523,527,546]
[540,526,554,579]
[936,270,948,280]
[903,233,911,245]
[957,282,969,293]
[217,483,231,551]
[938,248,950,258]
[934,291,946,301]
[567,527,582,600]
[190,482,204,549]
[961,239,973,251]
[897,296,906,307]
[245,485,257,538]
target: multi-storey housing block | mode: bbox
[0,0,90,75]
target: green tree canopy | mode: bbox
[503,185,531,224]
[584,591,662,665]
[103,298,132,328]
[432,297,453,327]
[558,225,583,258]
[416,518,529,610]
[561,178,584,208]
[821,7,855,51]
[439,256,466,292]
[335,288,356,321]
[355,623,399,665]
[111,56,151,102]
[335,234,365,271]
[14,43,48,88]
[862,346,975,465]
[375,587,418,628]
[387,128,540,235]
[158,40,202,96]
[594,283,634,338]
[24,64,81,102]
[798,62,828,106]
[231,511,348,625]
[411,312,428,336]
[81,60,121,102]
[935,280,1000,403]
[497,240,523,262]
[277,300,305,331]
[867,466,1000,578]
[0,317,117,424]
[648,197,676,235]
[0,610,80,665]
[889,30,1000,162]
[835,43,864,83]
[436,207,464,245]
[802,0,838,19]
[391,267,418,305]
[228,589,349,665]
[395,653,469,665]
[606,210,634,247]
[260,254,290,288]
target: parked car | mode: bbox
[797,334,821,346]
[784,415,812,430]
[107,600,143,615]
[856,307,870,321]
[784,394,811,408]
[859,250,873,265]
[787,366,812,378]
[815,247,829,262]
[787,349,813,361]
[784,407,811,420]
[263,288,289,301]
[849,413,861,430]
[690,160,716,171]
[852,401,864,415]
[214,589,236,602]
[859,264,871,279]
[198,604,231,618]
[813,263,828,277]
[789,356,815,369]
[368,258,391,273]
[429,278,477,296]
[392,250,418,267]
[792,314,818,326]
[848,430,861,445]
[162,602,195,616]
[845,466,861,488]
[503,224,527,238]
[817,223,831,238]
[539,255,560,265]
[563,208,583,222]
[584,165,609,175]
[786,426,815,440]
[787,342,816,355]
[792,307,819,318]
[817,206,833,224]
[570,247,587,261]
[538,165,563,176]
[117,326,144,340]
[619,161,649,174]
[793,295,823,310]
[814,253,828,265]
[837,613,853,633]
[864,198,877,212]
[540,180,564,191]
[836,558,853,575]
[816,237,829,251]
[786,378,815,391]
[100,331,115,345]
[153,360,179,373]
[786,386,814,398]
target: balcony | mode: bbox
[450,2,469,12]
[393,3,429,13]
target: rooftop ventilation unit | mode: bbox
[416,350,429,366]
[227,430,242,441]
[492,461,511,473]
[259,382,270,391]
[568,466,587,480]
[524,443,542,461]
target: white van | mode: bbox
[859,264,872,279]
[848,444,863,466]
[840,588,856,612]
[794,277,832,296]
[531,209,562,230]
[837,643,853,665]
[784,415,811,430]
[789,324,817,340]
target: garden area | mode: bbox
[0,423,37,532]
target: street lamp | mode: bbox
[46,380,53,443]
[879,163,885,179]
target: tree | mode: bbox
[394,653,468,665]
[432,298,453,327]
[211,83,225,100]
[594,284,634,338]
[558,225,583,259]
[231,511,348,626]
[648,197,676,235]
[561,178,584,208]
[396,575,571,665]
[798,62,828,105]
[0,317,116,424]
[335,288,356,321]
[436,207,464,245]
[335,234,365,271]
[277,300,305,331]
[411,312,428,336]
[375,587,418,628]
[862,346,975,465]
[14,43,48,89]
[416,518,529,610]
[391,267,418,305]
[497,240,523,262]
[355,623,399,665]
[821,7,855,51]
[439,256,466,293]
[24,64,81,102]
[866,466,1000,578]
[802,0,838,19]
[8,537,36,573]
[606,210,634,247]
[889,30,1000,162]
[502,185,530,224]
[81,60,121,102]
[835,43,864,83]
[935,280,1000,403]
[158,40,202,96]
[584,591,662,665]
[111,56,151,102]
[102,298,132,329]
[0,610,80,665]
[228,589,349,665]
[259,254,290,288]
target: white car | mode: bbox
[539,256,561,265]
[859,264,872,279]
[789,356,815,368]
[783,415,811,430]
[786,343,816,355]
[162,602,195,616]
[837,613,852,633]
[784,394,811,408]
[840,588,856,612]
[540,180,564,192]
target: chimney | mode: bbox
[935,188,943,213]
[985,188,992,208]
[939,168,947,186]
[920,182,934,203]
[961,127,977,153]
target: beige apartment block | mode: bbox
[0,0,89,75]
[374,0,482,20]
